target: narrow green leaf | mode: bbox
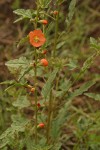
[84,93,100,101]
[14,17,23,23]
[68,81,96,100]
[41,68,59,99]
[17,36,29,48]
[0,80,15,85]
[66,0,77,27]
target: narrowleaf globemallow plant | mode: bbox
[0,0,100,150]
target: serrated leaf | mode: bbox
[51,81,96,140]
[13,9,32,18]
[41,68,59,99]
[67,59,78,70]
[13,95,30,109]
[0,128,13,140]
[84,93,100,101]
[5,57,29,69]
[0,139,9,149]
[39,0,52,8]
[90,37,100,52]
[11,115,29,132]
[68,81,96,100]
[5,57,31,79]
[31,145,53,150]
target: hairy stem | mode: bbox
[46,91,53,144]
[34,0,39,144]
[52,6,59,57]
[46,5,60,143]
[34,49,38,144]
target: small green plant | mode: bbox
[0,0,100,149]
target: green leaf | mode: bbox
[5,57,29,69]
[13,9,32,23]
[39,0,52,8]
[90,37,100,52]
[17,36,29,48]
[55,80,72,97]
[41,68,59,99]
[0,80,15,85]
[0,139,9,149]
[30,145,53,150]
[5,57,31,80]
[0,128,13,140]
[68,81,96,100]
[51,81,96,140]
[11,115,29,132]
[13,9,32,18]
[14,17,23,23]
[56,41,65,49]
[66,0,77,27]
[66,59,78,70]
[13,95,30,109]
[84,93,100,101]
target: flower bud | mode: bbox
[30,88,35,93]
[53,10,59,15]
[42,50,47,55]
[37,123,45,128]
[40,59,48,67]
[37,103,41,108]
[39,20,48,25]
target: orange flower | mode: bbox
[29,29,46,47]
[39,20,48,25]
[40,59,48,67]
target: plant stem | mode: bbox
[46,91,52,144]
[52,6,59,57]
[46,4,60,144]
[34,49,38,144]
[34,0,39,144]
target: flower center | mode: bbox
[34,36,39,43]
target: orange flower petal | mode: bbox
[29,29,46,47]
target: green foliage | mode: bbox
[39,0,52,8]
[68,81,96,100]
[41,68,59,99]
[17,36,29,48]
[51,80,96,142]
[66,0,77,27]
[0,0,99,149]
[13,95,30,109]
[66,59,78,70]
[13,9,32,23]
[84,93,100,101]
[90,37,100,52]
[5,56,32,80]
[30,145,53,150]
[55,79,72,98]
[0,115,29,149]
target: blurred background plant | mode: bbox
[0,0,100,149]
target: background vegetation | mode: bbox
[0,0,100,149]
